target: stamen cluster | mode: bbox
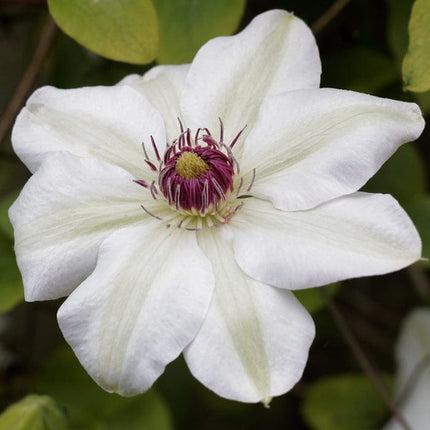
[159,129,236,213]
[134,120,254,230]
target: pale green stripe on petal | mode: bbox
[241,88,424,211]
[231,193,421,291]
[119,65,190,142]
[181,9,321,151]
[184,228,315,403]
[9,153,168,301]
[58,224,214,396]
[12,84,165,177]
[209,234,271,398]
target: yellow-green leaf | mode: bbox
[386,0,430,113]
[0,395,69,430]
[386,0,414,64]
[153,0,246,64]
[402,0,430,92]
[47,0,159,64]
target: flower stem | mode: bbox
[321,286,412,430]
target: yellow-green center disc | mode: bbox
[175,152,210,180]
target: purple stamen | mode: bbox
[246,168,256,192]
[230,125,247,149]
[140,204,162,220]
[219,117,224,143]
[133,179,148,188]
[177,117,184,133]
[151,136,161,162]
[141,142,150,160]
[158,129,236,213]
[150,181,158,199]
[145,160,158,172]
[134,120,251,224]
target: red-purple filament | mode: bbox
[159,145,234,212]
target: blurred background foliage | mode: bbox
[0,0,429,428]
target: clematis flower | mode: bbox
[382,309,430,430]
[9,10,424,403]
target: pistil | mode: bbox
[175,151,210,180]
[134,120,254,230]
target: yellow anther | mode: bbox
[175,152,209,180]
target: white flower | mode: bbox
[382,309,430,430]
[9,10,424,403]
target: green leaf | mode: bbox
[33,348,172,430]
[0,163,18,240]
[153,0,246,64]
[47,0,159,64]
[0,191,18,240]
[386,0,414,64]
[0,160,15,191]
[414,91,430,114]
[302,374,393,430]
[386,0,430,114]
[0,232,23,313]
[50,34,150,88]
[402,0,430,92]
[294,284,339,314]
[0,395,69,430]
[50,33,103,88]
[322,48,398,94]
[363,144,426,206]
[407,196,430,268]
[386,0,430,113]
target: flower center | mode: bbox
[175,151,209,179]
[134,120,254,230]
[159,143,235,213]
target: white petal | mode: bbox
[12,84,165,175]
[382,309,430,430]
[241,88,424,211]
[184,228,315,403]
[181,10,321,148]
[9,152,167,301]
[58,224,214,396]
[118,65,189,141]
[231,193,421,290]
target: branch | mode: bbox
[0,1,47,5]
[407,265,430,299]
[0,15,58,146]
[321,286,412,430]
[312,0,350,34]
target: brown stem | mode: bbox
[340,288,401,329]
[0,15,58,146]
[407,265,430,299]
[340,307,393,355]
[0,1,47,5]
[312,0,350,34]
[321,286,412,430]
